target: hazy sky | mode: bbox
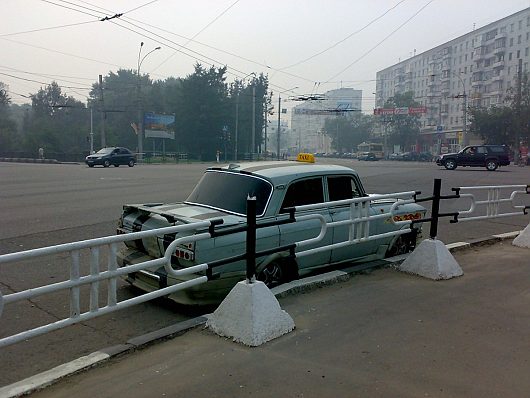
[2,0,530,114]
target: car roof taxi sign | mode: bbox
[296,153,315,163]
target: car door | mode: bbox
[278,177,332,270]
[118,148,129,165]
[327,175,379,264]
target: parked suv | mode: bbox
[436,145,510,171]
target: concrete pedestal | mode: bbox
[513,224,530,248]
[206,280,295,346]
[400,239,463,280]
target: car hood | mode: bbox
[123,202,246,227]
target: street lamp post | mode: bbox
[137,42,161,160]
[276,87,298,160]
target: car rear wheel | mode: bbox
[114,164,120,167]
[486,160,498,171]
[257,262,284,288]
[103,160,110,167]
[128,159,135,167]
[444,159,457,170]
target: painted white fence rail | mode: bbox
[0,191,419,348]
[0,221,217,348]
[455,185,529,222]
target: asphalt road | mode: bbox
[0,159,529,387]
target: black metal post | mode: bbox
[430,178,441,239]
[246,197,257,282]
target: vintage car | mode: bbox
[116,160,426,305]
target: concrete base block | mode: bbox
[400,239,463,280]
[513,224,530,248]
[206,280,295,346]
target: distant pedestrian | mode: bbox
[38,147,44,159]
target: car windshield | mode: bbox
[96,148,113,154]
[185,170,273,216]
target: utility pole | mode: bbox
[234,92,239,161]
[277,94,281,160]
[89,106,94,153]
[515,57,523,162]
[263,105,268,156]
[99,74,105,148]
[252,85,256,159]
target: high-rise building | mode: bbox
[290,88,362,154]
[375,7,530,154]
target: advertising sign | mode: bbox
[143,112,175,139]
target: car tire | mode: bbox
[103,160,110,168]
[257,262,284,288]
[486,160,498,171]
[444,159,457,170]
[128,159,135,167]
[386,231,417,257]
[114,164,120,167]
[88,164,94,168]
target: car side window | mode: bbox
[281,177,324,212]
[477,147,487,154]
[328,176,362,201]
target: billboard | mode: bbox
[143,112,175,139]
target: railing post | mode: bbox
[246,196,257,282]
[430,178,442,239]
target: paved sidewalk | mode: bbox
[4,239,530,398]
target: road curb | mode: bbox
[0,230,522,398]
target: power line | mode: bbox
[39,0,104,19]
[280,0,407,70]
[325,0,435,83]
[0,21,98,38]
[0,72,92,90]
[151,0,242,73]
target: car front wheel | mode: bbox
[486,160,498,171]
[444,159,457,170]
[128,159,135,167]
[103,160,110,167]
[257,262,284,288]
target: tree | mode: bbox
[384,92,421,151]
[174,64,229,160]
[468,106,513,145]
[324,112,373,152]
[0,82,18,152]
[23,82,89,155]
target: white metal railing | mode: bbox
[0,221,216,348]
[456,185,529,222]
[293,191,418,258]
[0,191,420,348]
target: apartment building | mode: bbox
[375,7,530,154]
[290,87,362,154]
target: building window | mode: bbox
[465,54,468,61]
[526,48,529,56]
[518,35,522,44]
[509,52,513,60]
[519,20,522,29]
[517,50,521,58]
[510,38,514,46]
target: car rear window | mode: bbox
[185,170,272,216]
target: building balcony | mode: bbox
[491,73,504,82]
[492,59,505,68]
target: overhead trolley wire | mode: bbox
[280,0,407,70]
[325,0,435,84]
